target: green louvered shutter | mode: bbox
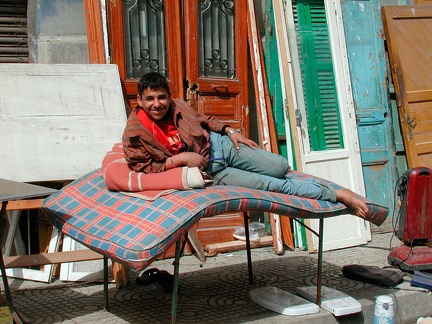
[293,0,344,151]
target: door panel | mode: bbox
[284,0,371,251]
[200,96,238,118]
[382,5,432,168]
[107,0,183,105]
[303,153,371,250]
[342,0,397,232]
[183,0,249,134]
[182,0,249,248]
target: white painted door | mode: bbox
[280,0,371,251]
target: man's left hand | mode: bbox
[228,130,259,150]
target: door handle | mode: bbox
[406,113,416,139]
[186,81,199,106]
[295,109,302,127]
[211,84,228,92]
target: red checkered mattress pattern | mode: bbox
[41,169,388,271]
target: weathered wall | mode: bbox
[27,0,88,63]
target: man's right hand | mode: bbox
[174,152,207,170]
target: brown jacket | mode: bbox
[122,98,227,173]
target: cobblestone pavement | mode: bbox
[3,232,432,323]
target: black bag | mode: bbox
[342,264,403,287]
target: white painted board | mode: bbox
[5,226,60,282]
[296,286,362,316]
[0,64,127,182]
[60,236,112,282]
[249,286,319,316]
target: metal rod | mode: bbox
[293,218,320,237]
[0,201,22,323]
[171,240,181,324]
[243,212,253,284]
[27,210,31,255]
[103,256,109,310]
[316,218,324,306]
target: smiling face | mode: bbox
[137,86,172,121]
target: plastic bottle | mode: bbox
[373,295,395,324]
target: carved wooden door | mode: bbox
[87,0,250,249]
[182,0,249,134]
[106,0,248,134]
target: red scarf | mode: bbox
[137,109,184,155]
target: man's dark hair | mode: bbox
[138,72,171,96]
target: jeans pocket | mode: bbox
[208,132,226,174]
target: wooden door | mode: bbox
[86,0,250,249]
[105,0,248,134]
[341,0,397,233]
[106,0,184,109]
[282,0,371,251]
[183,0,249,134]
[382,5,432,169]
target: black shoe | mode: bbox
[158,270,174,293]
[136,268,160,285]
[342,264,403,287]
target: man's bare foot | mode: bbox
[336,189,369,218]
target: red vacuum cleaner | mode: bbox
[388,167,432,271]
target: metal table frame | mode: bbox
[170,213,325,323]
[98,211,325,324]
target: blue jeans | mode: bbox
[208,132,337,202]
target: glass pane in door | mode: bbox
[123,0,167,78]
[198,0,235,78]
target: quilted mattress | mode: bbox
[41,169,388,271]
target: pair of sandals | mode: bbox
[136,268,174,292]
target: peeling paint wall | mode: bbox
[27,0,89,63]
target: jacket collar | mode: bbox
[124,101,180,138]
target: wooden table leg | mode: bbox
[112,261,129,288]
